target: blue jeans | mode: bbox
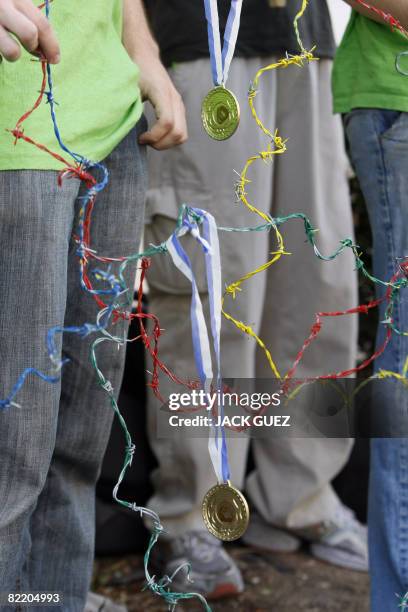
[345,109,408,611]
[0,123,146,611]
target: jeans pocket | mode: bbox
[344,108,404,141]
[380,112,408,142]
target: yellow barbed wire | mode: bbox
[294,0,310,54]
[222,0,318,378]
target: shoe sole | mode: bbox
[311,543,368,572]
[207,583,244,600]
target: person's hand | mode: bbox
[0,0,60,63]
[137,57,188,150]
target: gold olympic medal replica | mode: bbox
[202,481,250,541]
[201,86,240,141]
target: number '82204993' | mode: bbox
[4,593,62,606]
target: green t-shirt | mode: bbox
[332,11,408,114]
[0,0,143,170]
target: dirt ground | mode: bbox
[93,545,369,612]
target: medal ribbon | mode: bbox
[204,0,243,86]
[166,209,230,483]
[201,211,230,483]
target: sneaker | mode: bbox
[85,592,127,612]
[299,504,368,572]
[152,530,244,600]
[242,506,368,572]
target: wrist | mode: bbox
[126,37,160,66]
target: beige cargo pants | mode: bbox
[144,56,358,535]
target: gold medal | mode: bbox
[201,86,240,141]
[202,481,249,541]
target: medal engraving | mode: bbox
[202,482,249,541]
[201,87,240,141]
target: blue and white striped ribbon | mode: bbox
[200,211,230,483]
[203,0,243,87]
[166,210,230,483]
